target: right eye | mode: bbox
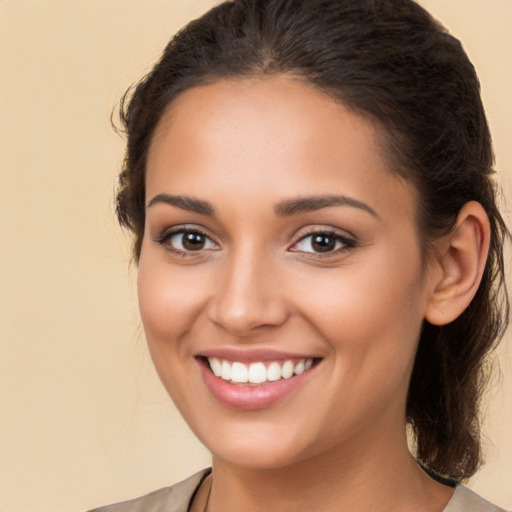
[154,229,219,254]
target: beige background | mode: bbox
[0,1,510,511]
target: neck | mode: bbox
[205,426,453,512]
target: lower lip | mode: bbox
[198,360,316,410]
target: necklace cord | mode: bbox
[186,469,213,512]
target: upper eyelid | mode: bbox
[292,226,356,243]
[153,226,219,249]
[155,224,215,240]
[294,232,353,245]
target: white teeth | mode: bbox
[208,357,315,384]
[221,360,232,380]
[294,360,305,375]
[231,362,248,383]
[248,362,267,384]
[267,361,282,382]
[210,357,222,377]
[281,360,294,379]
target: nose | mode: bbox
[207,250,289,337]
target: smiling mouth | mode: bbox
[205,357,317,385]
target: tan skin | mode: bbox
[138,77,490,512]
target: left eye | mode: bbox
[290,232,352,254]
[165,230,218,252]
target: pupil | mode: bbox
[312,234,335,252]
[183,232,205,250]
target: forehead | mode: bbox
[146,76,416,221]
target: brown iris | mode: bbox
[311,234,336,253]
[182,231,206,250]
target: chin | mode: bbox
[211,444,307,470]
[194,420,323,470]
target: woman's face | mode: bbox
[138,77,437,469]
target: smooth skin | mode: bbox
[138,76,490,512]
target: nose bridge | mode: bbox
[208,242,287,335]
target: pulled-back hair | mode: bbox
[115,0,509,480]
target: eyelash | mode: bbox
[153,228,219,256]
[289,229,356,257]
[153,227,356,257]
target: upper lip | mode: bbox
[197,348,320,364]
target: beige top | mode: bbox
[88,469,508,512]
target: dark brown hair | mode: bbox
[115,0,509,480]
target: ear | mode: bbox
[425,201,491,326]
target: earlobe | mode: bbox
[425,201,490,326]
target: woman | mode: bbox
[90,0,510,510]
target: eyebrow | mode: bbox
[147,194,215,216]
[274,195,379,218]
[147,193,378,219]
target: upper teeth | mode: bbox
[208,357,314,384]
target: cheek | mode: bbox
[300,265,425,424]
[136,252,207,405]
[137,252,208,346]
[295,252,426,364]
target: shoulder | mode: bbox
[443,485,509,512]
[86,468,211,512]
